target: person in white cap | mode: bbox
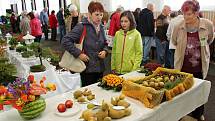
[65,4,81,33]
[20,11,31,35]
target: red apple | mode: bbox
[65,100,73,108]
[57,103,66,113]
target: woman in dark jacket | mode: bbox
[61,1,108,87]
[10,13,17,33]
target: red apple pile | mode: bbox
[57,100,73,113]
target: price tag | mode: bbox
[200,37,207,46]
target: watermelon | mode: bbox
[18,97,46,120]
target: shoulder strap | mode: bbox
[79,25,86,44]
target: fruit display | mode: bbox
[0,75,56,119]
[73,88,95,103]
[57,100,73,113]
[98,74,125,91]
[138,63,162,76]
[122,67,194,108]
[18,97,46,120]
[80,95,131,121]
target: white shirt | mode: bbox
[167,15,184,49]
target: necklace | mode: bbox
[186,27,198,33]
[186,19,199,33]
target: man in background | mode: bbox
[57,8,66,42]
[138,3,155,65]
[155,5,171,67]
[40,7,49,40]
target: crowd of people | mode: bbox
[1,4,81,42]
[61,1,214,121]
[1,1,214,120]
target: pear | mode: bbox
[77,96,86,102]
[73,90,82,99]
[87,94,95,101]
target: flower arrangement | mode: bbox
[138,63,162,76]
[0,75,56,111]
[98,74,124,91]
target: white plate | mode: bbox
[55,104,81,117]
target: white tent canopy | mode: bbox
[0,0,215,15]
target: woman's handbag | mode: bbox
[59,25,87,73]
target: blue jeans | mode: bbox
[59,25,66,42]
[164,42,172,68]
[169,49,175,68]
[142,36,154,65]
[155,37,168,65]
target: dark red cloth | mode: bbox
[108,12,121,36]
[10,15,16,24]
[181,31,202,73]
[49,14,58,28]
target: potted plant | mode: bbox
[28,43,46,72]
[8,37,18,50]
[42,48,61,67]
[0,38,17,86]
[16,46,28,53]
[0,57,17,86]
[27,44,61,72]
[21,50,34,58]
[0,38,7,56]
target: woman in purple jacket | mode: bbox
[61,1,108,87]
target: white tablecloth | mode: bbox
[6,48,81,98]
[0,76,211,121]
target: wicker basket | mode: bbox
[122,67,194,108]
[122,81,164,108]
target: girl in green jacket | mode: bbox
[111,11,143,74]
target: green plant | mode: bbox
[0,57,17,86]
[21,51,34,58]
[50,54,60,66]
[30,64,46,72]
[27,43,61,72]
[28,43,43,67]
[42,48,60,66]
[16,46,27,53]
[0,38,7,56]
[9,45,16,50]
[9,37,18,46]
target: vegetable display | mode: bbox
[98,74,124,91]
[122,67,194,108]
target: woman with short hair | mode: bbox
[28,12,42,43]
[172,1,214,120]
[61,1,108,87]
